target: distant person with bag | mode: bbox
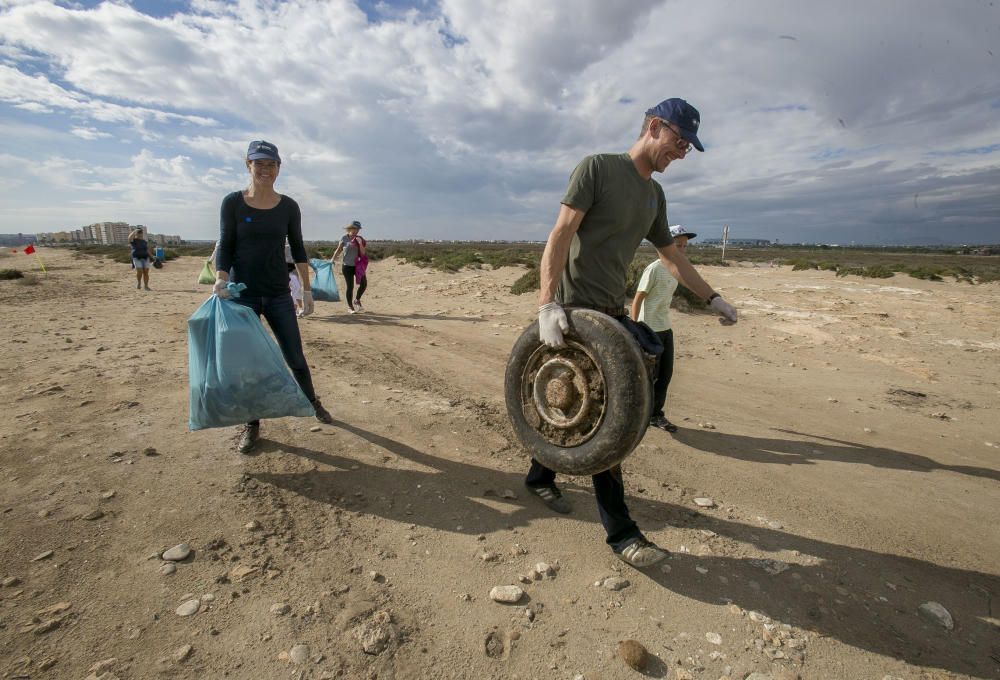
[128,227,153,290]
[631,224,698,433]
[330,220,368,313]
[209,240,221,269]
[201,239,230,284]
[213,140,334,453]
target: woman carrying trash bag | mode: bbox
[331,220,368,313]
[213,140,335,453]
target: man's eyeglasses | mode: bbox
[658,119,693,153]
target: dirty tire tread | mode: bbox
[504,309,651,475]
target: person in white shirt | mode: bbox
[285,243,305,317]
[630,224,698,432]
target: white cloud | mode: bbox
[0,0,997,244]
[70,125,111,139]
[0,63,218,127]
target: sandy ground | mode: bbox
[1,247,998,680]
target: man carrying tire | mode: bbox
[525,97,738,569]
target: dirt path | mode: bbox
[1,248,998,680]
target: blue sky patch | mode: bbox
[928,143,1000,157]
[811,147,848,161]
[69,0,190,19]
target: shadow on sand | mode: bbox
[671,426,1000,483]
[251,420,1000,678]
[309,311,486,327]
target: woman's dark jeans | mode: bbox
[342,265,368,307]
[231,293,316,424]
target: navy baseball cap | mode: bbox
[645,98,704,152]
[247,140,281,162]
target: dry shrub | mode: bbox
[14,273,39,286]
[510,267,540,295]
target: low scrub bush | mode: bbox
[0,268,24,280]
[306,243,543,271]
[390,246,538,272]
[949,267,975,284]
[72,244,209,263]
[671,284,711,312]
[904,267,944,281]
[510,267,540,295]
[836,265,895,279]
[625,256,655,297]
[15,273,39,286]
[686,254,730,267]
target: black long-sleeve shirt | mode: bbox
[217,191,308,297]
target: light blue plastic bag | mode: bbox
[308,258,340,302]
[188,292,315,430]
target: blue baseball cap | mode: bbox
[247,140,281,162]
[645,98,704,152]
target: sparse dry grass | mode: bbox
[62,241,1000,284]
[14,273,39,286]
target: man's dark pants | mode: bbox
[231,293,316,425]
[524,313,662,553]
[526,459,640,550]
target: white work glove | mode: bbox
[538,302,570,348]
[710,295,738,324]
[213,280,231,299]
[301,290,315,316]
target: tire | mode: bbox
[504,308,651,476]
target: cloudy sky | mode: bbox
[1,0,998,245]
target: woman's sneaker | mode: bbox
[311,399,334,424]
[354,300,364,312]
[616,538,669,568]
[237,423,260,454]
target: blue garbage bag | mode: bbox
[308,258,340,302]
[187,293,315,430]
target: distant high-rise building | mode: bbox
[90,221,131,244]
[34,222,183,246]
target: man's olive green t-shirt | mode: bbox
[556,153,673,310]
